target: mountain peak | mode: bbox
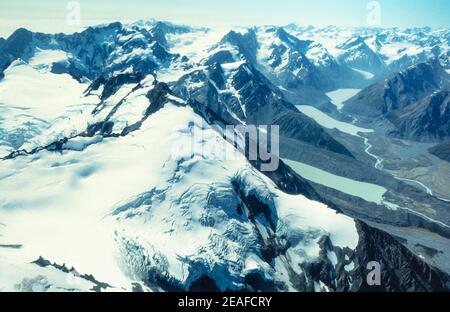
[4,27,33,47]
[337,36,367,49]
[88,21,123,33]
[132,19,200,34]
[397,58,448,89]
[0,27,33,74]
[219,28,258,62]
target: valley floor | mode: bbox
[284,89,450,275]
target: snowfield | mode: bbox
[0,99,358,291]
[0,53,98,157]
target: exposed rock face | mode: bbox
[337,36,386,75]
[32,257,112,292]
[270,221,450,292]
[351,222,450,292]
[219,29,259,63]
[344,60,449,118]
[344,60,450,142]
[274,110,354,158]
[0,28,33,78]
[429,142,450,162]
[173,61,354,158]
[0,22,180,82]
[388,89,450,141]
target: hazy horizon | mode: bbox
[1,0,449,37]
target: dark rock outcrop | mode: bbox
[352,222,450,292]
[0,28,33,78]
[32,256,112,292]
[429,142,450,162]
[173,62,354,158]
[388,89,450,141]
[337,36,386,75]
[344,59,449,117]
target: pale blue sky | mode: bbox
[0,0,449,37]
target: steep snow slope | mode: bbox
[1,83,448,291]
[0,55,98,156]
[0,101,361,291]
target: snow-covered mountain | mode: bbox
[286,25,450,75]
[1,21,450,292]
